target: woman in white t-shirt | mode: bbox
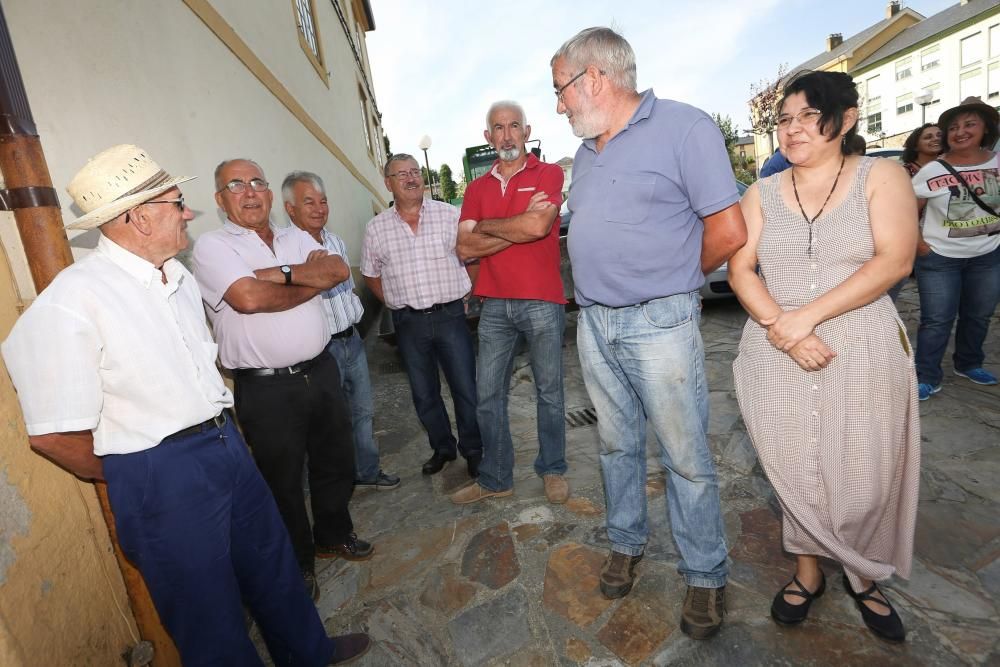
[911,97,1000,401]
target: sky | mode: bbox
[366,0,959,176]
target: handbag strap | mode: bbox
[935,158,999,218]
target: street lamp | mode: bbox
[418,134,434,199]
[915,90,934,124]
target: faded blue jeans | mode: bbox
[476,298,566,492]
[914,246,1000,386]
[326,329,379,482]
[577,292,728,589]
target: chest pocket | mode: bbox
[418,232,450,261]
[604,175,655,225]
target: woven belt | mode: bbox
[330,325,356,340]
[403,299,461,314]
[166,411,228,440]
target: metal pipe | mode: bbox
[0,4,177,665]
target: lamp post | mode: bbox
[915,90,934,124]
[418,134,433,199]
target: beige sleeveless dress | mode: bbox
[733,157,920,589]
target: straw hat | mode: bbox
[937,96,1000,134]
[65,144,194,230]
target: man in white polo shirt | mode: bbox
[1,145,370,665]
[281,170,399,491]
[193,158,374,602]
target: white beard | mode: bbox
[498,147,521,161]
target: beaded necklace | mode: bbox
[791,154,846,257]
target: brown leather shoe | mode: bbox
[600,550,643,598]
[680,585,726,640]
[328,632,371,665]
[543,475,569,504]
[450,482,513,505]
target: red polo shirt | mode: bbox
[460,153,566,304]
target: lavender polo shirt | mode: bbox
[566,89,739,307]
[193,221,331,369]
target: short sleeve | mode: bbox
[1,303,102,435]
[361,222,382,277]
[538,164,565,207]
[911,162,948,200]
[292,227,325,260]
[679,117,741,218]
[192,234,255,311]
[459,180,482,222]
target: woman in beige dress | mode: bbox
[729,70,920,642]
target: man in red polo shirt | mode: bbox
[450,101,569,505]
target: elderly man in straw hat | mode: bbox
[1,145,371,666]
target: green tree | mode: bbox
[439,164,457,202]
[748,63,788,156]
[711,113,739,153]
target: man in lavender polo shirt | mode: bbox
[551,28,747,639]
[193,159,375,602]
[362,153,482,478]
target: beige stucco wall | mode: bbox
[0,217,139,664]
[4,0,386,264]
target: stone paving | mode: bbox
[303,283,998,666]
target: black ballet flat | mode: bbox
[770,572,826,625]
[843,574,906,642]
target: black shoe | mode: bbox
[316,533,375,561]
[302,570,320,602]
[770,572,825,625]
[466,453,482,478]
[422,451,456,475]
[843,574,906,642]
[328,632,371,664]
[355,470,401,490]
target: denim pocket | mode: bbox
[604,175,655,224]
[640,295,693,329]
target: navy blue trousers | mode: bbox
[103,416,334,666]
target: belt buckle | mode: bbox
[211,413,226,429]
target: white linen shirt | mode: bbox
[361,199,471,310]
[1,235,233,456]
[193,221,331,369]
[319,229,364,334]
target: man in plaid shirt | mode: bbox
[362,154,482,477]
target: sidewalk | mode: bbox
[311,284,999,666]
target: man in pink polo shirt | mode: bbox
[449,101,569,505]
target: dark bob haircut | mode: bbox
[939,109,1000,153]
[900,123,939,164]
[779,70,859,156]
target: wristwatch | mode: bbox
[280,265,292,285]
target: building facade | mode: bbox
[0,1,385,663]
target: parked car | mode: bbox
[866,147,904,162]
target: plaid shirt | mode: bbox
[361,199,470,310]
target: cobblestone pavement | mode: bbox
[305,284,998,666]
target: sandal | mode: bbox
[770,572,826,625]
[843,574,906,642]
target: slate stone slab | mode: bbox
[447,586,531,666]
[461,522,519,590]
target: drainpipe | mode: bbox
[0,5,176,666]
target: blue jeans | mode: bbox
[476,298,566,492]
[326,330,380,481]
[103,416,334,666]
[914,246,1000,386]
[577,292,728,589]
[392,300,482,458]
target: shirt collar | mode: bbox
[488,152,539,183]
[223,219,288,238]
[97,234,173,289]
[582,88,656,151]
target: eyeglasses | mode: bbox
[388,168,422,180]
[220,178,269,194]
[145,196,185,211]
[554,70,587,101]
[776,108,823,130]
